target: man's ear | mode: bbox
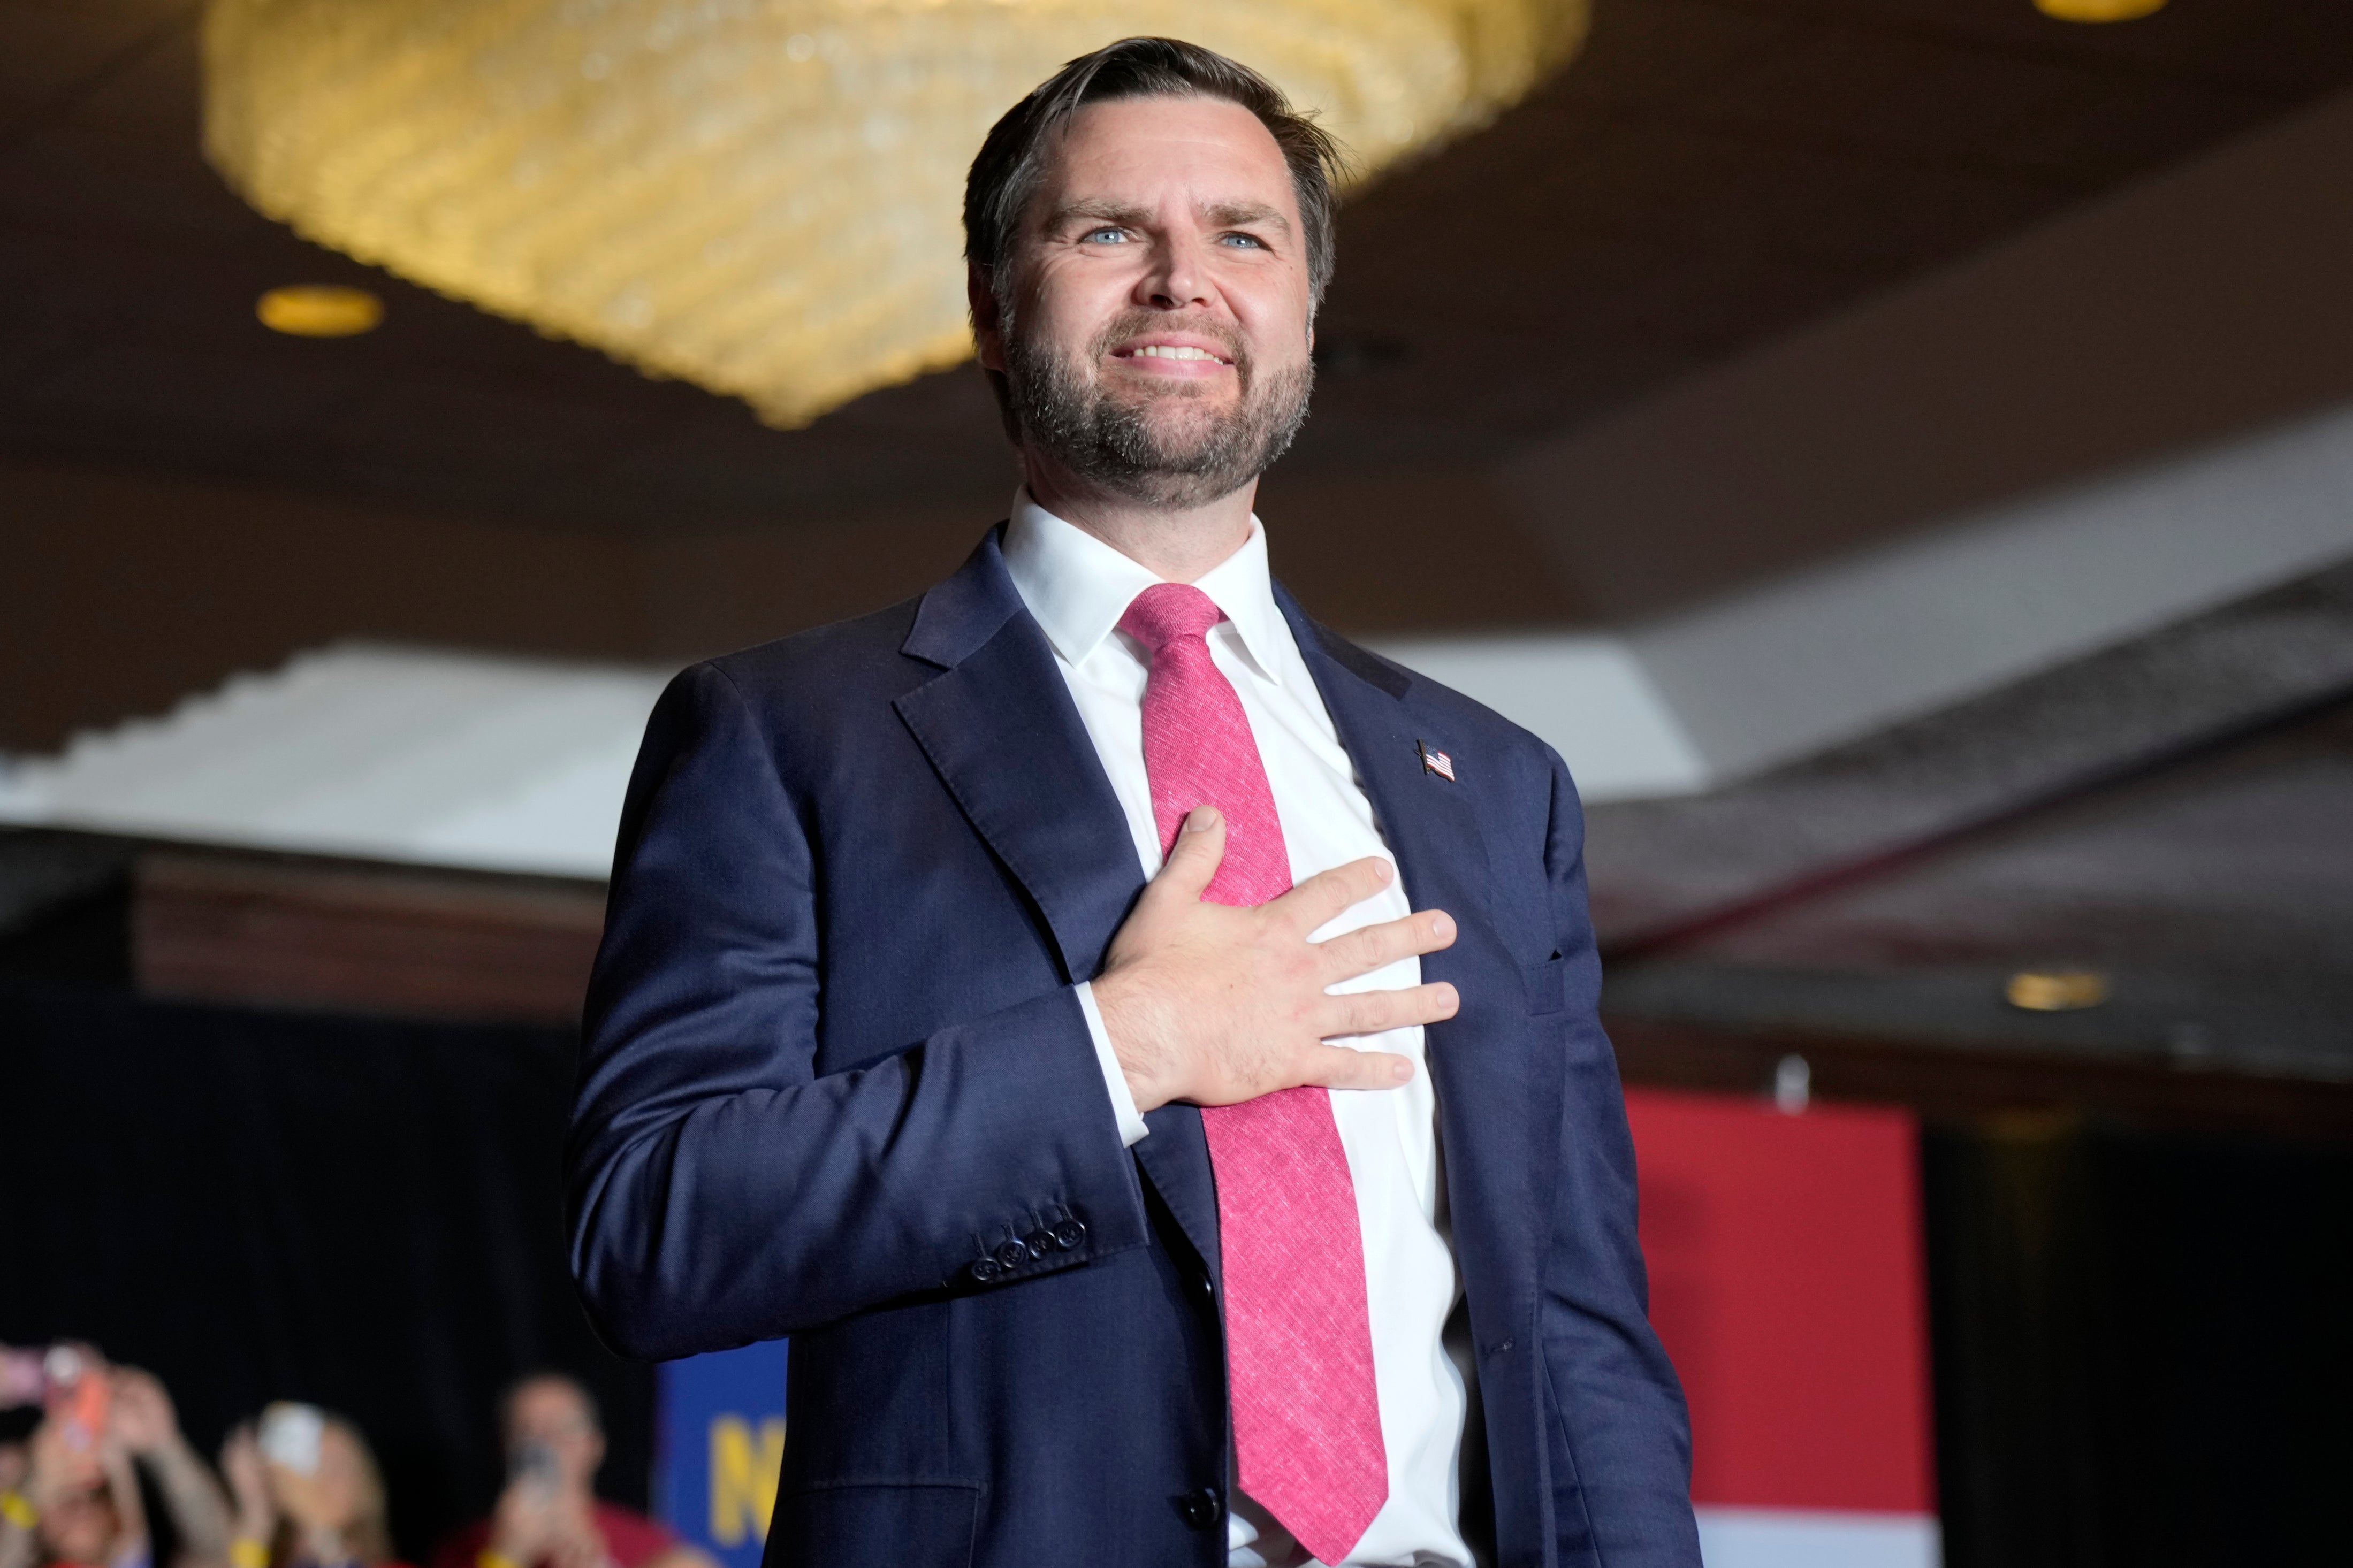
[968,263,1006,372]
[967,262,1022,447]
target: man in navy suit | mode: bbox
[568,36,1698,1568]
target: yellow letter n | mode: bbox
[707,1414,787,1548]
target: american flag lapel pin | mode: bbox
[1418,740,1457,781]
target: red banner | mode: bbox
[1627,1088,1938,1564]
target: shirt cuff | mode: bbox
[1075,981,1150,1148]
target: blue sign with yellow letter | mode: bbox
[652,1341,789,1568]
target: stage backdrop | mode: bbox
[648,1087,1938,1568]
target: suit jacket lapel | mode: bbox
[895,530,1141,985]
[1275,585,1495,943]
[1278,588,1542,1341]
[896,531,1225,1276]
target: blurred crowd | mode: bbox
[0,1348,710,1568]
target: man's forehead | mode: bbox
[1042,95,1296,210]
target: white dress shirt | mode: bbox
[1002,493,1472,1568]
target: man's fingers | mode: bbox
[1315,908,1456,983]
[1318,981,1460,1039]
[1149,806,1227,902]
[1296,1045,1416,1091]
[1276,855,1395,932]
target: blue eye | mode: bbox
[1084,227,1128,243]
[1221,233,1266,249]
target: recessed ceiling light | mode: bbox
[2034,0,2166,20]
[2005,969,2110,1012]
[257,284,384,337]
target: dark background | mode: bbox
[1923,1117,2353,1567]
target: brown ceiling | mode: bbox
[6,0,2353,542]
[1601,695,2353,1079]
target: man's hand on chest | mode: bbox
[1090,806,1460,1114]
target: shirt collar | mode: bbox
[1002,488,1284,683]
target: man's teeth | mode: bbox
[1134,344,1223,361]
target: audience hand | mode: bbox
[488,1477,600,1568]
[25,1417,98,1511]
[219,1427,276,1544]
[0,1443,30,1568]
[107,1368,181,1457]
[1092,807,1459,1114]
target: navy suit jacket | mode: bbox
[567,530,1699,1568]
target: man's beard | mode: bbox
[1003,310,1313,510]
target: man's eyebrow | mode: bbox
[1046,198,1153,230]
[1205,200,1291,233]
[1042,198,1294,234]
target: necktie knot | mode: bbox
[1117,582,1224,655]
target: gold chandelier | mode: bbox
[204,0,1587,427]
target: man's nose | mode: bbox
[1136,230,1215,310]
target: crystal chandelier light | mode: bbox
[204,0,1587,426]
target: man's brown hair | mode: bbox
[963,37,1348,311]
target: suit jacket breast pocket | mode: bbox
[1521,952,1565,1015]
[767,1481,980,1568]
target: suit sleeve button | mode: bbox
[1052,1219,1086,1249]
[971,1258,1001,1282]
[1024,1229,1055,1257]
[995,1240,1029,1271]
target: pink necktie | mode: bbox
[1117,582,1388,1565]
